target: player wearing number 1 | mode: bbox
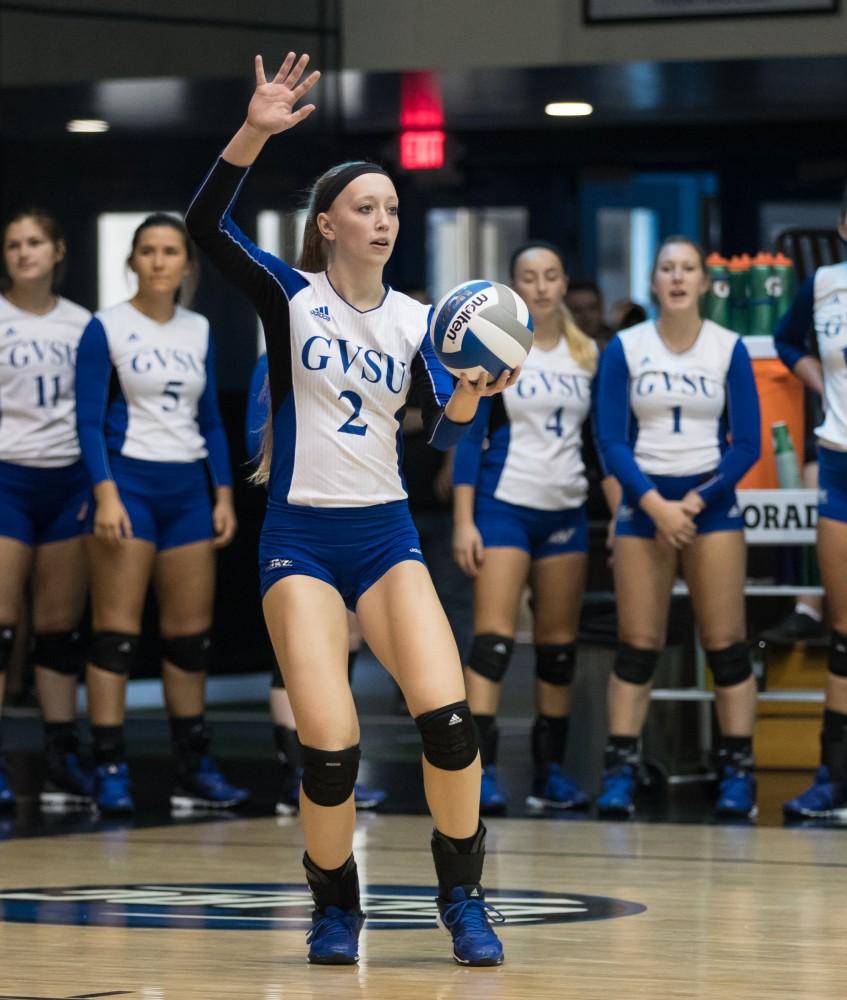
[75,214,247,815]
[0,209,91,811]
[452,242,597,816]
[595,236,761,820]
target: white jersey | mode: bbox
[0,294,91,467]
[618,319,737,477]
[812,263,847,451]
[76,302,218,475]
[455,336,594,510]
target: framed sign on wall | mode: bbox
[584,0,839,23]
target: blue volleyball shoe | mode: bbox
[170,755,250,811]
[41,751,95,810]
[715,765,757,820]
[596,764,636,818]
[94,762,135,815]
[436,886,505,966]
[783,767,847,821]
[0,757,15,810]
[480,765,507,816]
[354,782,387,811]
[526,763,589,812]
[306,907,365,965]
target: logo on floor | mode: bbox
[0,883,645,930]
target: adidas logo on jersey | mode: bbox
[448,713,463,726]
[127,332,141,341]
[728,504,741,518]
[267,558,294,570]
[819,489,829,505]
[4,327,16,338]
[546,528,575,545]
[310,305,331,321]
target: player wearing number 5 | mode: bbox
[0,209,92,811]
[595,236,761,820]
[75,214,248,815]
[453,242,597,816]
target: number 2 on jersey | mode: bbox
[35,374,61,407]
[337,390,368,436]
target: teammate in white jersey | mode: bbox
[75,214,247,816]
[776,192,847,821]
[0,208,92,811]
[595,236,761,820]
[186,53,516,967]
[452,242,597,816]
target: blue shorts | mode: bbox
[0,459,88,546]
[259,499,426,610]
[615,472,743,539]
[474,493,588,559]
[85,454,214,551]
[818,447,847,523]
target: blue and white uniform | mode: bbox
[75,300,232,550]
[595,319,760,538]
[775,262,847,522]
[453,337,594,558]
[0,293,91,545]
[185,158,468,608]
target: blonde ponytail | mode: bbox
[560,303,597,373]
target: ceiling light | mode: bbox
[544,102,593,118]
[66,119,110,133]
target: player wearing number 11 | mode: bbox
[594,236,761,820]
[75,214,246,815]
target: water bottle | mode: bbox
[704,253,730,326]
[748,252,774,336]
[728,254,750,336]
[772,421,802,489]
[771,253,796,322]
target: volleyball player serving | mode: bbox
[186,52,517,966]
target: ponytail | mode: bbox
[560,304,597,373]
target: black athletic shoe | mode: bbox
[759,611,825,647]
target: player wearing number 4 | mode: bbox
[453,242,596,816]
[186,52,516,967]
[0,209,92,811]
[776,189,847,821]
[595,236,761,820]
[75,214,248,815]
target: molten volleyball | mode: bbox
[430,279,533,380]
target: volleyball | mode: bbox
[430,279,534,380]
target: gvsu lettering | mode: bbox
[0,339,76,368]
[130,348,205,376]
[446,293,491,343]
[516,371,592,400]
[634,371,718,398]
[301,336,407,394]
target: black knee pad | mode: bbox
[706,642,753,687]
[535,643,576,686]
[271,660,286,690]
[301,744,361,807]
[830,631,847,678]
[467,634,514,683]
[32,629,85,676]
[89,631,140,676]
[613,644,660,685]
[161,631,212,673]
[415,700,479,771]
[0,625,15,674]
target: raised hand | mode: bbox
[246,52,320,136]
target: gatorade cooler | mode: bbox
[738,358,804,488]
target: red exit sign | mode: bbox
[400,129,445,171]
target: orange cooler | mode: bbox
[738,358,804,488]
